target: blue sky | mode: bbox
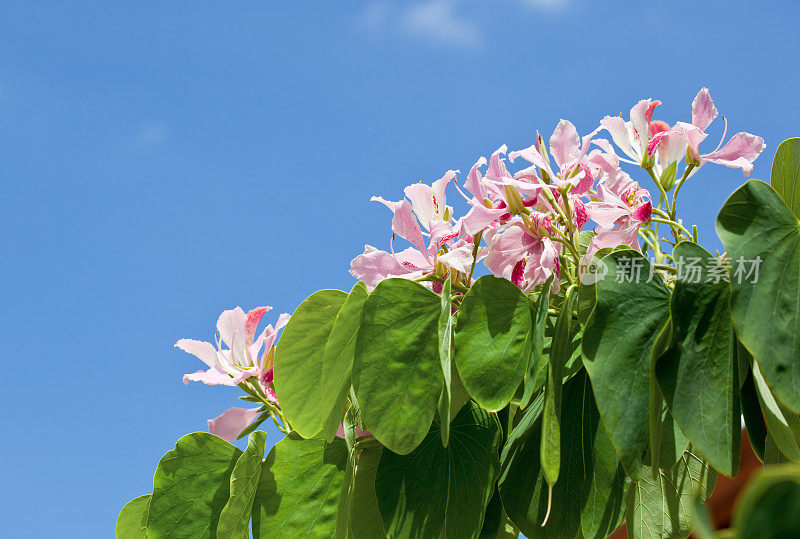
[1,1,798,536]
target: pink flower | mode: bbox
[600,99,662,166]
[483,224,561,293]
[585,176,652,257]
[508,121,600,193]
[176,307,290,438]
[648,88,765,176]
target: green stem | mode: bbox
[670,164,696,219]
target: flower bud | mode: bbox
[685,145,701,167]
[504,184,527,216]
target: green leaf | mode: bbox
[322,282,369,442]
[625,447,717,539]
[521,275,553,409]
[499,371,627,539]
[217,431,267,539]
[147,433,243,538]
[752,361,800,461]
[438,277,453,446]
[655,241,740,476]
[354,278,443,454]
[659,160,678,191]
[455,275,532,412]
[733,466,800,538]
[582,249,671,478]
[375,402,502,539]
[771,137,800,219]
[577,246,614,326]
[117,494,150,538]
[274,289,348,438]
[741,368,768,462]
[478,489,508,538]
[716,179,800,412]
[252,434,348,538]
[540,285,578,488]
[336,446,386,539]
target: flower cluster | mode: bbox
[176,88,764,441]
[350,88,765,294]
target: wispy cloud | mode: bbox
[400,0,483,50]
[356,0,570,51]
[130,121,168,151]
[516,0,570,10]
[357,0,482,51]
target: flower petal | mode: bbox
[175,339,219,369]
[702,132,766,176]
[208,407,262,442]
[183,368,235,386]
[549,119,580,172]
[691,87,718,132]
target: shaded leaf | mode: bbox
[375,402,502,539]
[583,250,671,478]
[716,179,800,412]
[771,137,800,219]
[656,242,740,476]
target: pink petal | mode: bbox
[691,87,718,132]
[461,205,506,236]
[464,156,487,201]
[231,367,260,385]
[392,199,430,260]
[702,132,766,176]
[349,245,405,288]
[208,407,262,442]
[486,145,510,181]
[631,200,652,223]
[245,307,271,344]
[216,308,247,350]
[629,99,655,156]
[404,183,436,231]
[599,115,636,161]
[183,367,235,386]
[175,338,219,369]
[549,119,580,172]
[437,243,475,274]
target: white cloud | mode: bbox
[400,0,483,50]
[356,0,483,51]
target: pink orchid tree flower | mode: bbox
[176,306,290,441]
[351,171,475,290]
[648,88,766,176]
[599,98,662,166]
[584,172,652,258]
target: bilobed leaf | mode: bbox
[716,179,800,412]
[625,447,717,539]
[771,137,800,219]
[582,249,671,478]
[252,434,348,538]
[438,277,453,446]
[117,494,150,538]
[217,431,267,539]
[375,402,502,539]
[521,275,553,409]
[540,285,578,489]
[147,433,243,538]
[656,241,740,476]
[455,275,532,411]
[498,372,627,539]
[752,361,800,461]
[321,282,369,442]
[353,278,443,454]
[274,289,348,438]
